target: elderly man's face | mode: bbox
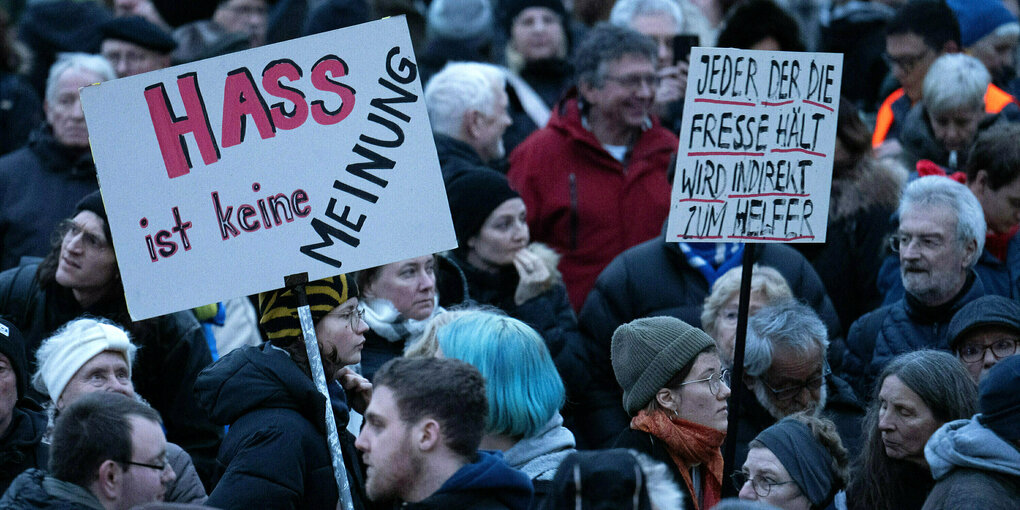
[213,0,268,47]
[582,54,657,132]
[472,83,512,162]
[101,39,170,78]
[928,106,984,154]
[630,14,678,66]
[45,68,104,149]
[750,342,827,419]
[897,205,976,306]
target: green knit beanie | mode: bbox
[611,316,716,416]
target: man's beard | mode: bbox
[752,378,828,420]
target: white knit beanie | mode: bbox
[32,319,137,403]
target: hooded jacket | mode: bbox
[0,126,98,271]
[922,418,1020,510]
[194,343,370,510]
[403,450,533,510]
[192,344,369,507]
[508,95,679,312]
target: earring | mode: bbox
[672,408,680,418]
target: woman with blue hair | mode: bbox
[437,311,576,506]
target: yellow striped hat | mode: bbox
[258,275,357,342]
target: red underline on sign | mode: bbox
[694,98,757,107]
[687,151,765,157]
[771,148,827,157]
[678,235,725,239]
[803,99,834,112]
[728,192,810,198]
[677,198,725,204]
[761,100,794,106]
[729,235,816,241]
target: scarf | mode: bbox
[631,409,725,510]
[360,296,441,345]
[986,225,1018,262]
[679,242,745,286]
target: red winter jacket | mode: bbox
[508,96,679,311]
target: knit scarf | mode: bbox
[630,409,725,510]
[678,242,744,287]
[360,296,441,345]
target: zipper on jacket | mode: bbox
[569,173,578,250]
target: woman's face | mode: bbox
[709,290,767,365]
[54,212,118,299]
[316,297,369,371]
[467,198,529,271]
[738,446,812,510]
[57,350,134,410]
[365,256,437,321]
[674,352,730,432]
[510,7,566,61]
[877,375,940,465]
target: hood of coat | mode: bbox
[925,417,1020,480]
[829,157,907,221]
[432,450,534,509]
[502,413,576,480]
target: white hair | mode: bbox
[609,0,684,29]
[744,300,829,378]
[46,52,116,104]
[923,53,990,116]
[424,62,506,138]
[898,175,987,267]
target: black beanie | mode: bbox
[445,170,521,253]
[75,191,112,242]
[499,0,568,35]
[0,318,28,400]
[100,15,177,52]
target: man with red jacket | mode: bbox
[508,24,678,312]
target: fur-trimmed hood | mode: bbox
[829,157,907,222]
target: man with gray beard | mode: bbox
[844,176,988,400]
[732,300,864,473]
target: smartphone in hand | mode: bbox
[673,34,700,65]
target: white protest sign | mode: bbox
[81,16,455,321]
[667,48,842,243]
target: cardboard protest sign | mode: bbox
[667,48,842,243]
[81,16,455,321]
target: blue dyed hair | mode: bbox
[437,311,565,438]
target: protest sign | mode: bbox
[81,16,455,321]
[667,48,843,243]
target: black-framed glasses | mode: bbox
[959,338,1018,363]
[55,219,110,252]
[759,362,830,401]
[731,471,796,497]
[120,457,169,472]
[603,73,661,90]
[881,50,931,72]
[679,369,731,396]
[888,233,947,254]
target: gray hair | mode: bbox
[424,61,506,138]
[744,300,829,378]
[609,0,684,30]
[923,54,989,116]
[701,264,793,337]
[46,52,116,104]
[898,175,986,267]
[574,23,657,88]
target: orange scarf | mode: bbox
[631,409,725,510]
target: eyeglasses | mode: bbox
[882,50,931,73]
[120,456,169,473]
[603,73,661,90]
[731,470,797,497]
[336,307,365,329]
[679,369,731,396]
[758,362,830,401]
[888,233,946,254]
[56,219,110,252]
[959,338,1018,363]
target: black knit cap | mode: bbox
[947,295,1020,350]
[499,0,568,34]
[978,355,1020,441]
[100,15,177,53]
[0,318,29,400]
[74,190,112,242]
[445,170,521,253]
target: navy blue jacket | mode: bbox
[404,450,533,510]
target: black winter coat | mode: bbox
[435,134,506,186]
[0,263,221,485]
[194,344,371,510]
[843,273,986,400]
[613,428,692,509]
[0,126,98,271]
[0,469,99,509]
[0,404,48,495]
[576,236,841,448]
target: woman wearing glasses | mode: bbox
[0,191,222,485]
[946,295,1020,384]
[611,316,730,510]
[845,350,977,510]
[735,412,850,510]
[195,274,374,510]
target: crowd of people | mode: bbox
[1,0,1020,509]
